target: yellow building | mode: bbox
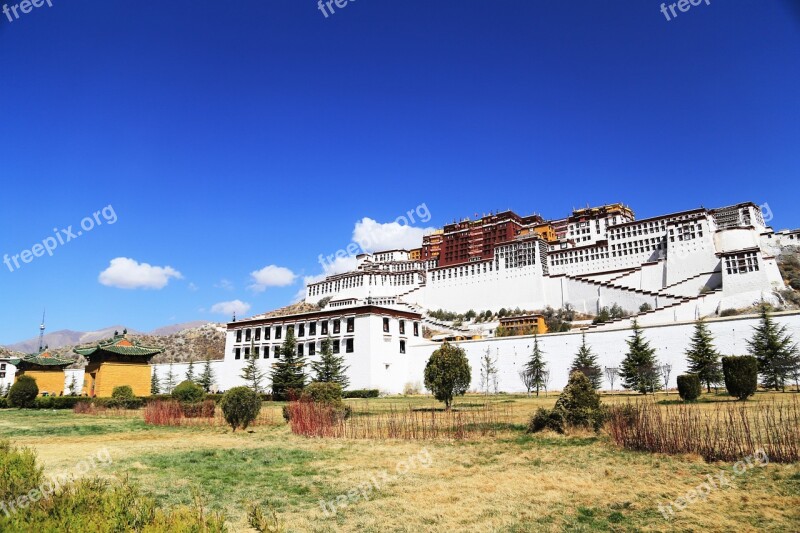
[497,314,548,336]
[13,351,72,395]
[74,331,161,397]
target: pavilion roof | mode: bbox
[74,331,162,359]
[17,350,73,369]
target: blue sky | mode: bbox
[0,1,798,344]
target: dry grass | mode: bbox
[3,392,799,532]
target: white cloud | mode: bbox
[98,257,183,290]
[187,282,199,292]
[210,300,251,317]
[214,278,234,290]
[352,218,436,253]
[248,265,297,292]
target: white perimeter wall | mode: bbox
[406,311,800,394]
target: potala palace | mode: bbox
[211,201,800,395]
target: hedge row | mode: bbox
[343,389,380,399]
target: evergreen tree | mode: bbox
[685,319,723,393]
[151,368,161,395]
[524,334,548,396]
[241,342,267,393]
[185,360,196,383]
[270,327,307,400]
[747,304,800,391]
[199,357,216,393]
[619,320,660,394]
[164,363,176,393]
[310,336,350,390]
[570,333,603,389]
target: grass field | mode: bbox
[3,392,800,532]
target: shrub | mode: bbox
[719,308,740,317]
[722,356,758,400]
[181,399,216,418]
[111,385,135,401]
[343,389,379,399]
[0,398,7,409]
[220,386,262,431]
[0,440,227,529]
[0,439,42,501]
[93,396,146,410]
[527,408,565,434]
[301,382,342,404]
[676,374,701,402]
[172,380,206,404]
[555,371,606,430]
[8,375,38,408]
[403,382,421,395]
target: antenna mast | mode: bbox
[38,309,46,353]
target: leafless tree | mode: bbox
[604,366,619,392]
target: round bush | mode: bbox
[8,375,39,408]
[722,356,758,401]
[300,382,342,404]
[527,408,564,434]
[172,380,206,404]
[111,385,135,400]
[220,387,262,431]
[676,374,701,402]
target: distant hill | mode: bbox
[7,325,143,354]
[1,321,227,367]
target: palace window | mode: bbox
[275,326,282,339]
[298,344,304,357]
[333,320,341,334]
[244,347,250,359]
[725,252,759,275]
[264,327,270,340]
[254,328,261,341]
[274,346,280,359]
[298,323,305,337]
[383,317,390,333]
[245,329,251,342]
[347,317,354,333]
[400,340,406,354]
[333,340,340,354]
[287,325,294,336]
[235,347,241,360]
[321,321,328,335]
[235,330,242,343]
[399,320,405,335]
[413,322,419,336]
[309,322,316,336]
[346,338,354,353]
[253,346,260,359]
[308,342,316,356]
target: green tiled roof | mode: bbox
[74,332,162,359]
[17,351,73,369]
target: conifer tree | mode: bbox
[685,319,723,393]
[186,360,196,383]
[619,320,660,394]
[747,304,800,391]
[570,333,603,389]
[310,336,350,390]
[270,327,307,400]
[199,357,216,393]
[151,368,161,395]
[241,342,267,394]
[165,363,177,393]
[524,334,548,396]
